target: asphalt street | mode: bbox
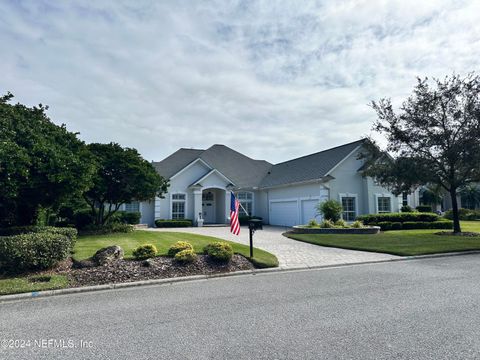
[2,255,480,359]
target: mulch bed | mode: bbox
[46,255,254,287]
[434,231,480,237]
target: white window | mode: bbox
[341,197,356,221]
[402,192,408,206]
[236,192,253,217]
[172,193,186,219]
[377,197,392,213]
[125,201,139,212]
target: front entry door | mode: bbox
[202,191,215,223]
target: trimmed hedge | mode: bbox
[238,216,263,226]
[155,219,193,228]
[356,212,440,224]
[376,220,453,231]
[0,226,77,249]
[79,223,134,235]
[0,232,75,271]
[118,211,141,225]
[416,205,433,213]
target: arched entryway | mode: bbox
[201,188,227,224]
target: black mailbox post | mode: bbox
[248,219,263,258]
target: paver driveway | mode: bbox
[147,225,400,268]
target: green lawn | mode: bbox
[0,275,68,296]
[286,221,480,256]
[74,230,279,268]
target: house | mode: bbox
[134,139,421,227]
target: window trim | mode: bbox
[235,191,254,217]
[170,192,188,220]
[375,193,393,214]
[339,193,358,222]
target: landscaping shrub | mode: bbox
[444,208,480,221]
[80,223,134,235]
[73,209,95,230]
[0,232,74,271]
[316,200,343,222]
[132,244,158,260]
[203,242,234,263]
[416,205,433,213]
[351,220,364,228]
[167,241,194,257]
[174,249,197,264]
[376,220,453,231]
[117,211,141,225]
[155,219,193,228]
[357,212,440,224]
[238,216,263,226]
[401,205,414,212]
[320,219,335,228]
[334,219,347,228]
[307,219,319,227]
[0,226,77,249]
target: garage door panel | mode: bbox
[270,200,298,227]
[301,199,320,224]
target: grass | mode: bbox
[286,221,480,256]
[0,275,68,296]
[74,230,279,268]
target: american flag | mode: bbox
[230,192,240,235]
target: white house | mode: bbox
[131,139,420,227]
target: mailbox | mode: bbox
[248,218,263,231]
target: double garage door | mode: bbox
[269,199,319,227]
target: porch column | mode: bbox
[193,188,203,226]
[224,190,230,224]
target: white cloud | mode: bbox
[1,0,479,163]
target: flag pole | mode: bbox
[232,192,250,217]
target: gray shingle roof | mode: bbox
[153,139,365,189]
[258,139,365,188]
[152,145,272,189]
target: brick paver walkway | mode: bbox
[146,225,399,269]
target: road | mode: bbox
[1,255,480,359]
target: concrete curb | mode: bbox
[1,250,480,303]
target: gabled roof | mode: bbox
[259,139,365,188]
[153,139,367,189]
[153,144,272,188]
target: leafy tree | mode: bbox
[84,143,168,225]
[317,200,343,222]
[363,74,480,233]
[460,184,480,209]
[421,184,444,208]
[0,93,95,226]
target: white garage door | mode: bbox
[270,200,298,227]
[301,199,319,224]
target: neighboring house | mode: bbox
[136,139,420,227]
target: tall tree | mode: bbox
[363,74,480,233]
[84,143,168,225]
[0,93,94,226]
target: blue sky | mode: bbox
[1,0,479,163]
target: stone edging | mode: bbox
[291,226,381,234]
[1,250,480,303]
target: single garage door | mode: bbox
[270,200,298,227]
[301,199,319,224]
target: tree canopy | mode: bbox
[363,74,480,233]
[0,93,95,226]
[84,142,169,225]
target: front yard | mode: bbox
[0,231,278,296]
[286,221,480,256]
